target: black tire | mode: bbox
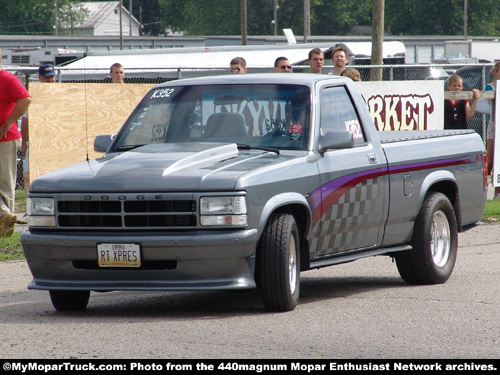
[258,213,300,312]
[396,192,458,284]
[49,290,90,311]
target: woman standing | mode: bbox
[486,62,500,198]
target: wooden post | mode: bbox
[303,0,310,43]
[241,0,247,45]
[370,0,384,81]
[119,0,124,50]
[129,0,133,36]
[54,0,58,36]
[464,0,468,40]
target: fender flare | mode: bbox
[418,170,460,226]
[257,192,312,237]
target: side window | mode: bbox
[320,86,365,145]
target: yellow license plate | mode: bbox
[97,243,141,267]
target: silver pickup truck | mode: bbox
[22,74,487,312]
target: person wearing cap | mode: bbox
[38,64,56,82]
[0,49,31,236]
[19,64,55,195]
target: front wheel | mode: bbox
[49,290,90,311]
[258,213,300,312]
[395,192,458,284]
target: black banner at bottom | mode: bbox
[1,359,498,374]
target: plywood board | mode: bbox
[28,83,155,181]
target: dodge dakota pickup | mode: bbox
[22,74,488,312]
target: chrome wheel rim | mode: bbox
[288,236,297,295]
[431,210,451,268]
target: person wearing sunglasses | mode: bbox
[273,57,292,73]
[230,57,247,74]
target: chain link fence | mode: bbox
[9,62,495,85]
[9,62,495,190]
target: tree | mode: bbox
[0,0,89,35]
[0,0,55,34]
[310,0,372,35]
[465,0,500,36]
[158,0,373,36]
[371,0,384,81]
[57,1,90,36]
[385,0,500,36]
[1,0,499,38]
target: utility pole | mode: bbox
[119,0,123,50]
[370,0,384,81]
[129,0,133,36]
[139,6,143,36]
[273,0,279,36]
[241,0,247,45]
[303,0,310,43]
[464,0,468,40]
[54,0,58,36]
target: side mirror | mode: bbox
[94,135,114,152]
[319,130,354,153]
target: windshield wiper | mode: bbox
[237,144,280,155]
[115,144,146,151]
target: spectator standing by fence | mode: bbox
[444,74,479,130]
[331,46,348,76]
[341,68,361,81]
[0,49,31,237]
[308,48,324,74]
[110,63,125,83]
[273,57,291,73]
[485,62,500,198]
[230,57,247,74]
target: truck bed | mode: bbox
[378,129,475,144]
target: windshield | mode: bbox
[112,84,311,151]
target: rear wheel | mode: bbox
[49,290,90,311]
[396,192,458,284]
[258,213,300,312]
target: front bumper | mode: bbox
[21,229,259,291]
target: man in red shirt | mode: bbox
[0,50,31,237]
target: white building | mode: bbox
[60,1,141,37]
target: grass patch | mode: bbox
[482,199,500,223]
[0,189,26,261]
[0,232,23,261]
[16,188,26,214]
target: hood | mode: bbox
[31,143,289,192]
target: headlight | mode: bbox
[27,197,56,227]
[200,196,247,226]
